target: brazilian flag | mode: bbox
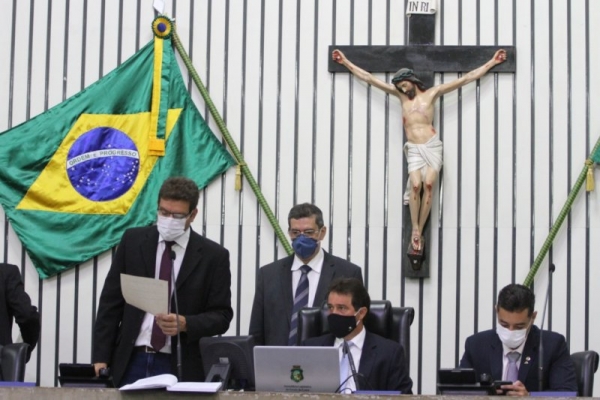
[0,17,236,279]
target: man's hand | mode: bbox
[332,49,346,64]
[94,363,108,377]
[493,49,507,65]
[502,380,529,396]
[155,313,187,336]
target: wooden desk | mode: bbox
[0,387,587,400]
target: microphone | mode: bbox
[170,248,183,381]
[344,341,361,391]
[538,263,555,392]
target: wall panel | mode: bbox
[1,0,599,395]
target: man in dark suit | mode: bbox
[93,177,232,387]
[249,203,363,346]
[0,263,40,362]
[460,283,577,395]
[304,278,413,393]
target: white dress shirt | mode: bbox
[290,248,324,307]
[501,337,527,381]
[134,228,190,353]
[334,327,366,393]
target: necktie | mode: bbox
[288,265,311,345]
[150,241,175,352]
[506,351,521,382]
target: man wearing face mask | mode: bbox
[460,284,577,395]
[303,278,413,393]
[93,177,233,387]
[249,203,362,346]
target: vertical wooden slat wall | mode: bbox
[0,0,598,394]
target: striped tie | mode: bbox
[288,265,311,345]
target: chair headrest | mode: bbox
[363,301,393,338]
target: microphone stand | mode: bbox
[538,263,555,392]
[344,341,361,391]
[170,249,183,381]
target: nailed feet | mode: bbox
[411,229,422,252]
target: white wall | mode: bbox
[1,0,599,394]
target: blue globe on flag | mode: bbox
[66,127,140,202]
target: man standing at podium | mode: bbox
[93,177,233,386]
[304,278,413,393]
[249,203,362,346]
[460,284,577,395]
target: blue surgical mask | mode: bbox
[292,235,319,259]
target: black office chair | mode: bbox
[0,343,29,382]
[297,300,414,372]
[571,350,599,397]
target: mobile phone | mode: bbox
[494,381,513,395]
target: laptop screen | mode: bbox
[254,346,340,393]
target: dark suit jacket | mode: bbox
[0,263,40,361]
[459,325,577,392]
[303,331,413,394]
[249,251,362,345]
[93,226,233,386]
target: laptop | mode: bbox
[254,346,340,393]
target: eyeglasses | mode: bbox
[288,228,321,238]
[157,207,191,220]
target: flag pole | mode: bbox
[171,25,294,256]
[523,135,600,287]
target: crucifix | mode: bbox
[329,7,516,278]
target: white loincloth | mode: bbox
[403,134,443,205]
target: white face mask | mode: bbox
[157,215,187,241]
[496,324,528,349]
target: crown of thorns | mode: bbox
[391,68,417,83]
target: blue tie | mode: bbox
[288,265,311,345]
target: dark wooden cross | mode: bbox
[328,12,516,278]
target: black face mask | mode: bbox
[327,313,358,338]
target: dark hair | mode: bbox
[391,68,427,92]
[158,177,200,212]
[327,278,370,312]
[497,284,535,316]
[287,203,324,229]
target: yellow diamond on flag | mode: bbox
[17,109,181,214]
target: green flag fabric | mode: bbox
[593,145,600,164]
[0,35,235,279]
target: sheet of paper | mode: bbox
[119,374,177,391]
[167,382,223,392]
[120,274,168,316]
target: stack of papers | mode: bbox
[119,374,222,392]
